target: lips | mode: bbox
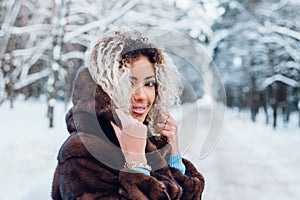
[131,106,147,115]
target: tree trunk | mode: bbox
[48,105,54,128]
[273,104,277,129]
[250,76,258,122]
[263,90,269,124]
[271,82,278,129]
[6,78,14,109]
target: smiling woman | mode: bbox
[51,29,205,200]
[130,56,156,122]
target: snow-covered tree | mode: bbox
[1,0,226,128]
[5,0,299,129]
[211,0,300,127]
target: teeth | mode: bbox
[132,106,146,115]
[135,108,144,110]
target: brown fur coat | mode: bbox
[51,67,205,200]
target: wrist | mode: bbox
[170,143,180,155]
[124,152,147,163]
[170,148,179,155]
[168,137,180,155]
[123,153,151,172]
[125,161,152,171]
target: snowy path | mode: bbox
[192,110,300,200]
[0,101,299,200]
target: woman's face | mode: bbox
[129,56,156,122]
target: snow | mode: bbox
[267,22,300,41]
[0,0,22,68]
[60,51,85,62]
[0,100,68,200]
[0,100,299,200]
[11,38,53,57]
[63,0,139,43]
[261,74,299,90]
[13,68,51,90]
[195,108,300,200]
[10,24,52,34]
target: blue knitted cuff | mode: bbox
[129,167,150,176]
[168,153,186,174]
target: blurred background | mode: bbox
[0,0,299,199]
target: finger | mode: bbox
[159,130,175,143]
[159,129,170,138]
[163,124,176,131]
[159,129,175,138]
[111,121,121,140]
[122,129,148,140]
[113,125,145,143]
[115,109,136,127]
[164,117,177,130]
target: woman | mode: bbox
[52,30,204,199]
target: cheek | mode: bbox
[143,88,156,104]
[149,89,156,105]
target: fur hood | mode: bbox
[52,67,205,199]
[64,67,171,169]
[65,67,119,138]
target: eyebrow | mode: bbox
[130,75,155,81]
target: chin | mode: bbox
[131,113,147,122]
[134,116,146,122]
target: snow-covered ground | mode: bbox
[0,100,68,200]
[198,108,300,200]
[0,100,299,200]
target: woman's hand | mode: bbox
[111,109,147,163]
[159,115,180,155]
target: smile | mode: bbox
[131,106,147,115]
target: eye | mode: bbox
[145,81,157,87]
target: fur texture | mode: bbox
[51,67,204,199]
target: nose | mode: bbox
[133,86,148,101]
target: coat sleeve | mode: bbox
[52,133,124,200]
[52,133,183,200]
[55,157,121,200]
[169,158,205,200]
[118,168,183,200]
[55,157,183,200]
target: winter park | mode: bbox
[1,0,300,200]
